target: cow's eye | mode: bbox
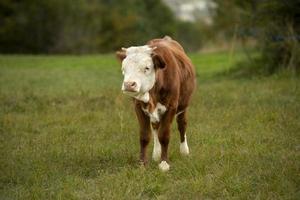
[144,67,150,72]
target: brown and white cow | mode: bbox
[116,36,196,171]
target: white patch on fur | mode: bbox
[158,161,170,172]
[152,129,161,162]
[121,45,156,103]
[135,92,150,103]
[142,102,167,123]
[180,134,190,155]
[156,103,167,114]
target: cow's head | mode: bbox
[116,45,165,102]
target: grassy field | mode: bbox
[0,51,299,199]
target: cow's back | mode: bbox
[147,37,196,111]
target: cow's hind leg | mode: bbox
[176,111,190,155]
[151,123,161,162]
[139,127,151,165]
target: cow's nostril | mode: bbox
[123,81,137,92]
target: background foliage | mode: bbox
[0,0,299,74]
[212,0,300,73]
[0,0,179,53]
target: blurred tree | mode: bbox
[254,0,300,73]
[0,0,181,54]
[97,0,177,52]
[176,21,203,52]
[213,0,300,73]
[0,0,61,53]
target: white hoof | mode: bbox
[180,136,190,155]
[158,161,170,172]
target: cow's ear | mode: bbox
[116,48,126,62]
[152,53,165,69]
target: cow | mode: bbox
[116,36,196,171]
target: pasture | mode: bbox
[0,52,299,199]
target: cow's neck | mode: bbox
[134,92,150,103]
[137,82,162,111]
[140,89,157,112]
[133,78,160,103]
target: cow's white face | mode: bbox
[121,45,156,102]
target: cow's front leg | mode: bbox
[158,108,176,172]
[135,103,151,165]
[139,128,151,165]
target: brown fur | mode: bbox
[117,37,196,165]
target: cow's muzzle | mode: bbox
[122,81,138,92]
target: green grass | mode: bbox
[0,51,299,199]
